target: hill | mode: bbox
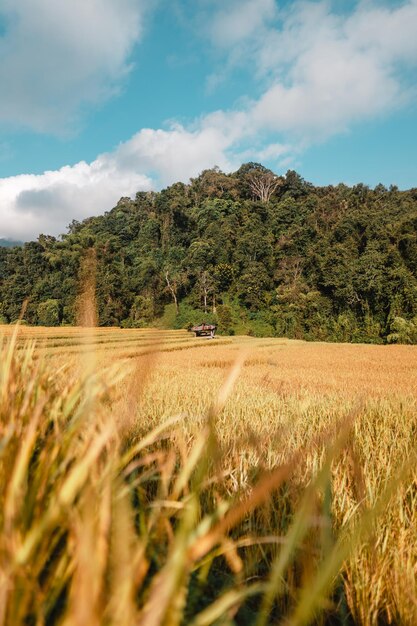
[0,164,416,342]
[0,238,23,248]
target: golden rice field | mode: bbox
[1,324,417,626]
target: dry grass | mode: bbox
[0,324,416,625]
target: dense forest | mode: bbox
[1,163,416,343]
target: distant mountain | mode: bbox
[0,239,23,248]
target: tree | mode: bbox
[163,267,188,315]
[190,167,239,202]
[196,270,215,313]
[247,171,282,202]
[213,264,234,292]
[235,162,283,202]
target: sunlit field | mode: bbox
[1,324,417,625]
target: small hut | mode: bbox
[190,322,216,338]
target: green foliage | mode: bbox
[387,316,417,344]
[213,263,234,292]
[128,294,155,327]
[173,303,217,330]
[0,301,7,324]
[247,318,275,337]
[0,165,416,342]
[157,303,178,329]
[216,304,233,333]
[37,299,61,326]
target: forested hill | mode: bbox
[1,164,416,343]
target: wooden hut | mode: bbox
[190,323,216,338]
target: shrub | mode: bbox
[37,299,61,326]
[387,316,417,344]
[216,304,233,333]
[173,303,217,330]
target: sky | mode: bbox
[0,0,416,241]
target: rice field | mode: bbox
[1,324,417,625]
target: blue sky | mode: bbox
[0,0,416,240]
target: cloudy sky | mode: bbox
[0,0,416,240]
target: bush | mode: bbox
[129,295,155,325]
[157,303,178,329]
[216,304,233,333]
[173,303,217,330]
[387,316,417,344]
[37,299,61,326]
[246,318,275,337]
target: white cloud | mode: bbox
[252,47,400,139]
[346,1,417,63]
[237,141,292,162]
[209,0,417,141]
[207,0,277,48]
[204,0,277,91]
[0,159,152,240]
[112,124,236,186]
[0,0,147,132]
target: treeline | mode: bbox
[0,163,416,343]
